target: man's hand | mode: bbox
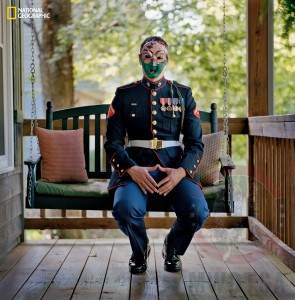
[157,166,186,196]
[127,164,160,194]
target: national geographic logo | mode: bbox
[6,6,16,20]
[6,6,50,20]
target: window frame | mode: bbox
[0,0,14,174]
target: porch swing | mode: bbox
[24,0,235,214]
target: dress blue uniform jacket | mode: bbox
[104,76,204,192]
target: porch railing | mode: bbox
[248,114,295,249]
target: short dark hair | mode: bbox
[140,36,168,52]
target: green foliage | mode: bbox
[51,0,294,163]
[278,0,295,39]
[274,0,295,114]
[56,0,247,118]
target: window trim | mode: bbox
[0,1,14,174]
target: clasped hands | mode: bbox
[127,164,186,196]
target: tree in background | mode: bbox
[41,0,74,109]
[27,0,74,109]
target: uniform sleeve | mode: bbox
[178,88,204,178]
[104,88,137,177]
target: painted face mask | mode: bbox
[141,61,167,78]
[140,41,168,79]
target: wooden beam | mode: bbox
[249,121,295,139]
[248,114,295,138]
[248,216,295,272]
[247,0,273,116]
[24,216,249,230]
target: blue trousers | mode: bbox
[112,169,209,259]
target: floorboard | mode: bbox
[72,242,113,300]
[182,242,217,299]
[237,242,295,299]
[42,240,93,300]
[216,243,276,300]
[195,242,247,299]
[100,243,131,300]
[0,239,57,299]
[14,240,75,300]
[0,244,30,281]
[0,237,294,300]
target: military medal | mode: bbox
[167,98,172,111]
[160,98,166,111]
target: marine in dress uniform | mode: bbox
[104,36,209,274]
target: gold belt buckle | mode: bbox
[151,139,163,149]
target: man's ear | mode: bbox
[138,54,142,65]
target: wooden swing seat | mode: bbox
[25,101,235,213]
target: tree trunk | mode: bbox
[41,0,74,109]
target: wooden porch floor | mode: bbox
[1,236,295,299]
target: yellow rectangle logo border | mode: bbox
[7,6,17,20]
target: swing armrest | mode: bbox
[219,154,235,170]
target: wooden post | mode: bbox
[13,0,25,243]
[247,0,273,218]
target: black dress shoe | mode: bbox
[129,244,151,274]
[162,235,182,272]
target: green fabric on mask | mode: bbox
[141,61,166,78]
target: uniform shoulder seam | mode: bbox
[173,81,190,89]
[117,80,141,90]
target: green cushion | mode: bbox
[36,179,109,198]
[36,178,225,200]
[202,181,225,198]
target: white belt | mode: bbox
[128,139,181,150]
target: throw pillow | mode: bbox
[35,127,88,183]
[196,131,225,186]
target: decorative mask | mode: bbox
[139,40,168,79]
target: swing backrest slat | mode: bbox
[83,114,90,173]
[95,114,101,174]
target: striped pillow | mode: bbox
[36,127,88,183]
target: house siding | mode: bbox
[0,0,24,262]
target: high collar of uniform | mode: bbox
[141,76,167,89]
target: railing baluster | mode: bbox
[62,118,68,130]
[73,116,79,129]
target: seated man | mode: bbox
[104,36,209,274]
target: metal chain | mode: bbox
[222,0,230,155]
[29,0,38,162]
[27,165,33,206]
[222,0,232,212]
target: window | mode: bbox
[0,0,14,173]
